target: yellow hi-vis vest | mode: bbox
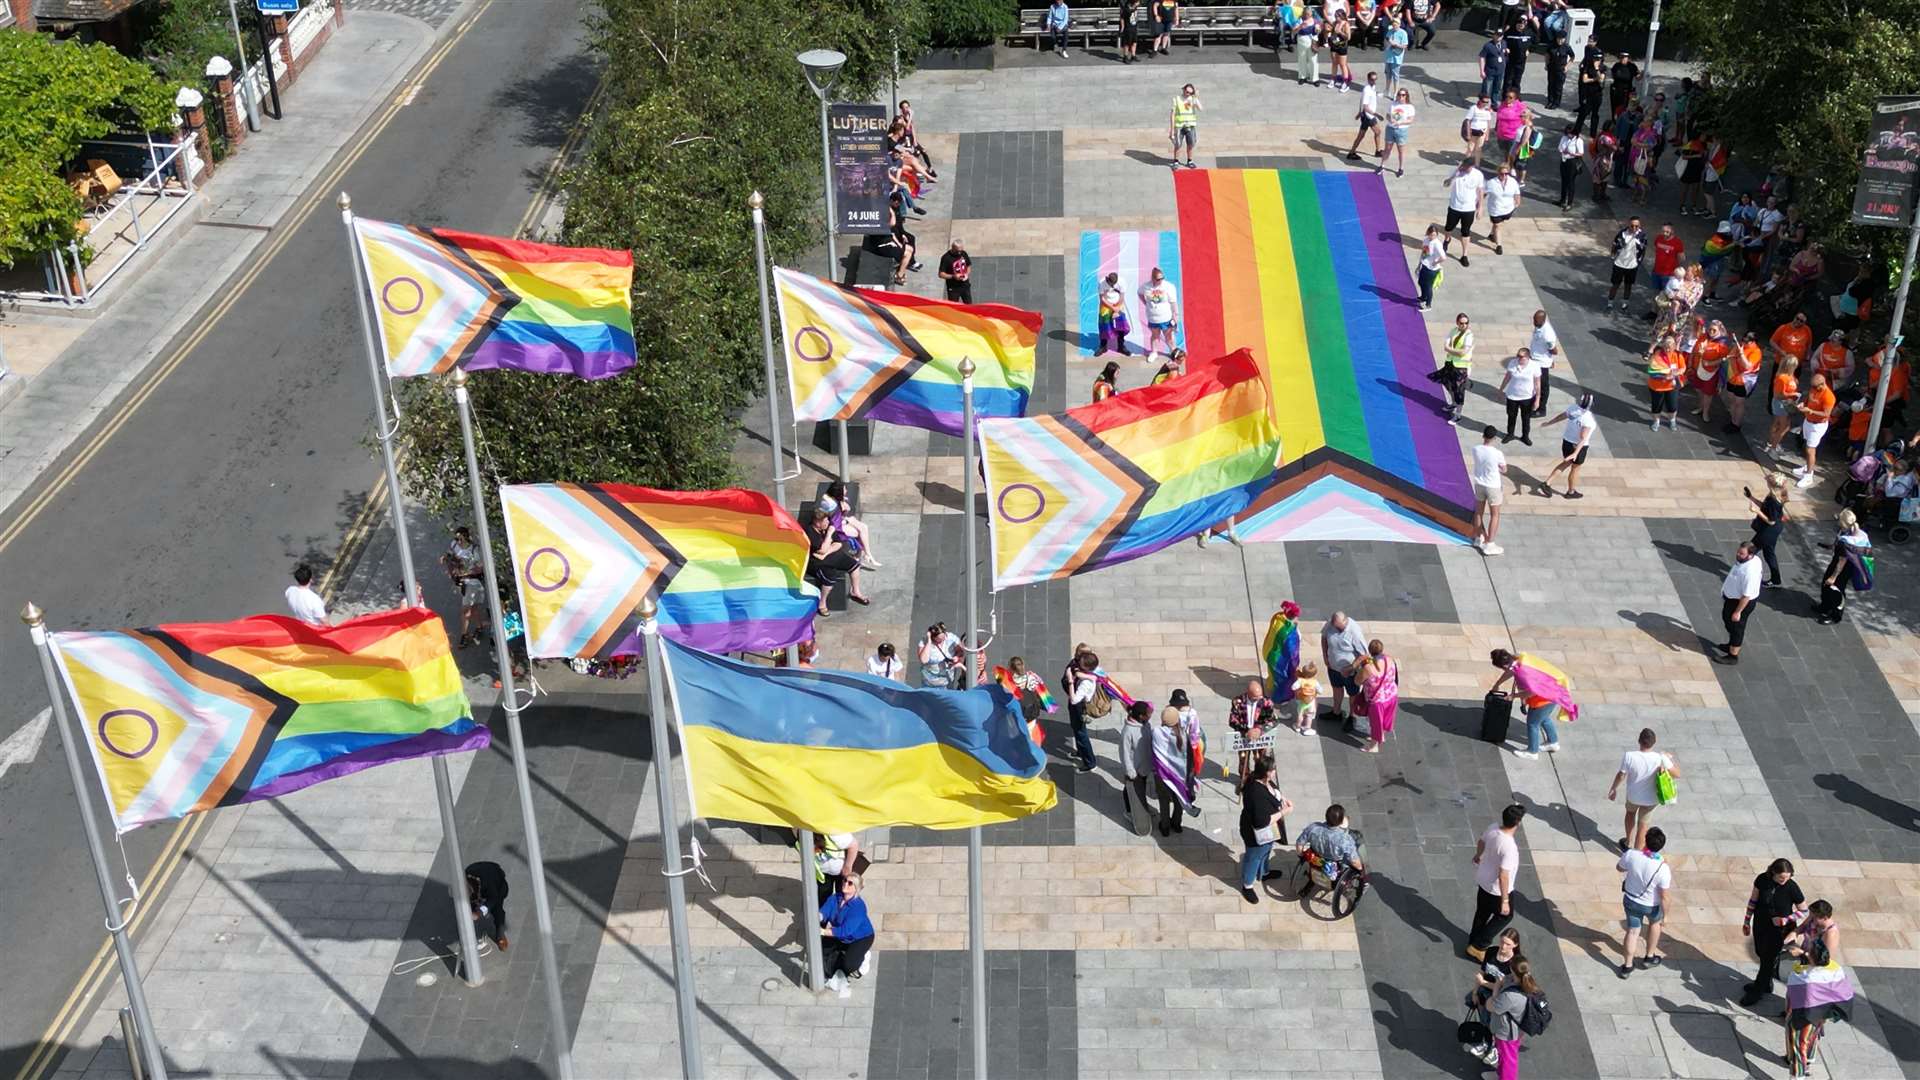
[1444,328,1473,369]
[1173,97,1198,128]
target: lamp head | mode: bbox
[797,48,848,96]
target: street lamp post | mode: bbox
[1639,0,1662,102]
[798,47,851,485]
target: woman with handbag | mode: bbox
[1237,756,1292,903]
[1357,639,1400,753]
[918,624,960,687]
[1815,509,1872,625]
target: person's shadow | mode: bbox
[1369,872,1465,950]
[1813,773,1920,833]
[1372,981,1485,1077]
[1616,608,1699,652]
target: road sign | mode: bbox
[256,0,299,12]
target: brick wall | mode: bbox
[3,0,34,31]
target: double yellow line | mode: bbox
[7,4,515,1077]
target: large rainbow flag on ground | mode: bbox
[1173,170,1472,544]
[350,217,636,380]
[47,608,486,834]
[978,349,1282,589]
[773,267,1041,437]
[500,483,817,658]
[663,641,1055,832]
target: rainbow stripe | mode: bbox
[979,350,1282,589]
[1173,170,1473,541]
[501,484,818,658]
[48,608,485,834]
[352,217,635,380]
[1261,605,1301,693]
[774,267,1041,437]
[1077,230,1184,355]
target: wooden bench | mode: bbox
[1014,5,1274,48]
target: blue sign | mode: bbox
[256,0,300,11]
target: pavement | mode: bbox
[5,16,1920,1080]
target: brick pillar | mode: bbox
[6,0,36,31]
[180,108,213,186]
[272,15,295,85]
[213,74,244,148]
[333,0,345,26]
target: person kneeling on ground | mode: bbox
[820,872,876,998]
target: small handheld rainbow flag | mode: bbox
[993,665,1058,714]
[48,608,486,834]
[351,217,636,380]
[1261,601,1301,693]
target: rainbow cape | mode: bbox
[773,266,1041,437]
[1173,169,1473,545]
[500,484,818,658]
[47,608,486,834]
[664,642,1057,832]
[1702,232,1738,260]
[993,665,1058,714]
[978,349,1283,589]
[1261,603,1302,692]
[1513,653,1580,722]
[350,217,635,380]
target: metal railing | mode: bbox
[6,138,199,307]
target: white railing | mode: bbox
[4,138,199,307]
[288,0,336,61]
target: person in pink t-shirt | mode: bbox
[1494,89,1532,164]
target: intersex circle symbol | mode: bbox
[997,483,1047,524]
[98,709,159,759]
[524,547,572,592]
[793,326,834,363]
[381,276,424,316]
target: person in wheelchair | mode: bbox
[1295,803,1366,886]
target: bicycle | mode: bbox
[1288,829,1370,919]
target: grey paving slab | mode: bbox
[1852,966,1920,1080]
[349,694,650,1078]
[1479,516,1695,629]
[1213,156,1324,169]
[868,949,1077,1080]
[1646,518,1920,864]
[952,132,1066,219]
[1283,540,1460,623]
[1323,696,1601,1080]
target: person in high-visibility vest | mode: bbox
[1436,312,1475,422]
[1169,83,1202,169]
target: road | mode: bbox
[0,1,597,1069]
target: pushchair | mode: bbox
[1835,448,1915,544]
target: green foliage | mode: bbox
[132,0,259,159]
[930,0,1017,47]
[1671,0,1920,318]
[0,33,177,268]
[394,0,932,527]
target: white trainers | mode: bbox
[1197,532,1211,548]
[859,955,872,977]
[838,979,854,999]
[1480,542,1504,556]
[1544,742,1560,753]
[1651,419,1660,430]
[828,972,847,994]
[1796,474,1817,489]
[1513,750,1539,760]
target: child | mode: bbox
[1169,688,1206,778]
[1290,661,1325,736]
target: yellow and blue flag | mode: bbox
[663,641,1057,832]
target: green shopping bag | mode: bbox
[1656,768,1678,806]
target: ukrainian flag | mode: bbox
[664,642,1058,832]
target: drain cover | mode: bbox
[762,977,783,991]
[415,972,438,988]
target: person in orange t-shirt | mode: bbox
[1813,331,1854,389]
[1765,355,1800,457]
[1768,312,1813,409]
[1645,332,1686,429]
[1724,332,1764,433]
[1792,372,1836,488]
[1850,343,1911,450]
[1691,320,1733,423]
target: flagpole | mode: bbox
[798,829,826,991]
[22,603,171,1080]
[749,191,788,511]
[337,192,488,988]
[637,600,704,1078]
[449,369,575,1079]
[958,356,987,1080]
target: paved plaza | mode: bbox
[44,27,1920,1080]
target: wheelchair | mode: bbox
[1288,829,1370,919]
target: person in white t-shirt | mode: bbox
[1442,160,1486,265]
[1138,267,1181,362]
[1470,425,1509,555]
[1484,162,1522,257]
[1527,309,1560,417]
[1606,727,1680,852]
[1416,223,1448,310]
[285,564,329,627]
[1538,392,1598,499]
[1615,827,1673,976]
[1346,71,1385,160]
[1498,347,1540,446]
[1462,95,1495,163]
[866,642,905,681]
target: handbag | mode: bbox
[1655,766,1678,805]
[1253,824,1278,845]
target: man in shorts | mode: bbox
[1470,424,1508,554]
[1615,826,1672,976]
[1442,159,1486,265]
[1606,727,1678,851]
[1793,372,1835,489]
[1138,266,1181,362]
[1538,391,1598,499]
[1346,71,1385,161]
[1169,83,1201,168]
[1607,216,1646,311]
[1319,611,1370,727]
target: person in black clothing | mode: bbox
[1544,35,1572,110]
[1119,0,1141,61]
[1061,649,1100,772]
[465,861,511,950]
[1236,755,1291,904]
[1743,475,1789,587]
[1608,53,1639,118]
[1740,858,1806,1006]
[883,193,920,286]
[1407,0,1437,48]
[938,240,972,304]
[1500,19,1534,96]
[804,509,870,609]
[1572,54,1605,134]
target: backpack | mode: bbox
[1518,992,1552,1037]
[1085,684,1114,719]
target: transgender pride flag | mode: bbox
[1078,231,1183,356]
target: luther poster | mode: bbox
[1851,96,1920,228]
[829,103,891,235]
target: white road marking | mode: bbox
[0,707,51,783]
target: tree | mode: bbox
[132,0,262,159]
[1671,0,1920,315]
[0,33,177,268]
[393,0,930,540]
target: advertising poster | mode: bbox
[1851,95,1920,228]
[829,103,891,235]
